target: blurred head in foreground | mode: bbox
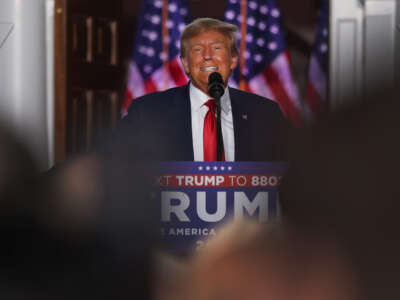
[0,140,158,300]
[178,220,359,300]
[0,124,39,213]
[279,88,400,299]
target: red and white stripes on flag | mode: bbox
[122,0,191,116]
[224,0,303,127]
[124,57,188,106]
[246,51,303,127]
[305,0,328,120]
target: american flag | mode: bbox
[305,0,328,120]
[224,0,302,127]
[122,0,192,115]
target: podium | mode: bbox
[155,161,288,252]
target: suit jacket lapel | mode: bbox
[230,87,248,161]
[170,84,194,161]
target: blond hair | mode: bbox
[180,18,239,58]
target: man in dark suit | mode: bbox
[117,18,287,162]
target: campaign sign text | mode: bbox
[155,162,288,252]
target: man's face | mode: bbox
[181,30,238,96]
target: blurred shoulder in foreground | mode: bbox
[175,220,359,300]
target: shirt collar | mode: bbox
[189,82,231,114]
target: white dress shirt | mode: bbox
[189,82,235,161]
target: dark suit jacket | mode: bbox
[115,83,287,161]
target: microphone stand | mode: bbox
[208,72,225,161]
[214,96,223,161]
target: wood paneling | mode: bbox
[54,0,68,162]
[68,88,118,153]
[54,0,124,160]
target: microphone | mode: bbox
[208,72,225,99]
[207,72,224,161]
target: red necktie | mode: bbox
[203,100,217,161]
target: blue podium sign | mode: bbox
[155,161,288,252]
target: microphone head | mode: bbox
[208,72,225,99]
[208,72,224,85]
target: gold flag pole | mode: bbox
[162,0,169,90]
[239,0,248,91]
